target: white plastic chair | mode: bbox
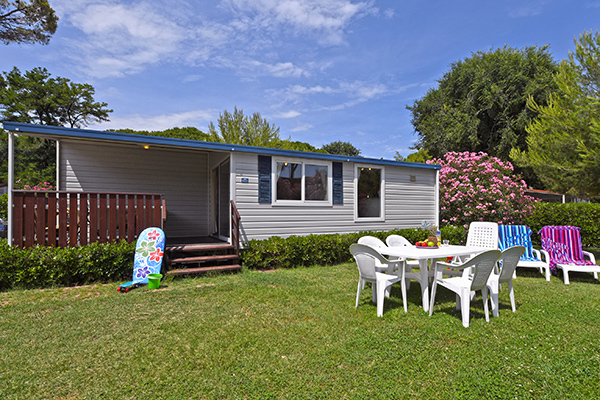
[429,249,501,327]
[386,233,431,294]
[350,244,406,316]
[466,221,499,249]
[385,234,413,248]
[486,246,525,316]
[358,236,391,273]
[440,221,499,277]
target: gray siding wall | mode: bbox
[232,153,437,242]
[59,140,209,238]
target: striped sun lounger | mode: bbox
[498,224,550,281]
[539,225,599,284]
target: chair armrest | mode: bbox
[539,249,550,263]
[582,251,597,265]
[386,259,405,274]
[436,261,470,270]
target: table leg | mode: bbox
[420,258,429,311]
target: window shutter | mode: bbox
[258,155,271,203]
[332,162,343,204]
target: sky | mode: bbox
[2,0,600,159]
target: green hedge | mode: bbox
[2,201,598,287]
[525,203,600,247]
[241,226,467,270]
[0,240,135,290]
[241,203,600,270]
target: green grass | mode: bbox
[1,264,599,399]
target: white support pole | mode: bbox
[7,130,14,246]
[435,168,440,227]
[55,140,60,190]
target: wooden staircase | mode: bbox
[165,201,243,276]
[165,242,242,276]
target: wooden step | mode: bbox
[167,264,242,276]
[167,254,239,265]
[166,243,234,253]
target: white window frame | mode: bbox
[354,164,385,221]
[272,158,332,206]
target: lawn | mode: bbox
[1,263,599,399]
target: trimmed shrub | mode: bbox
[0,240,136,290]
[241,227,467,270]
[525,202,600,247]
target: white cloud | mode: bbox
[95,109,215,131]
[382,8,395,19]
[290,123,314,132]
[58,2,186,78]
[51,0,379,80]
[274,110,302,118]
[221,0,377,45]
[247,60,309,78]
[271,81,389,109]
[508,1,548,18]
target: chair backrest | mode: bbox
[350,244,389,281]
[386,234,413,248]
[466,222,499,249]
[358,236,387,250]
[538,226,594,271]
[497,246,526,283]
[134,227,166,283]
[460,249,501,291]
[498,225,538,261]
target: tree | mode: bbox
[0,0,58,45]
[429,151,538,227]
[511,31,600,199]
[0,67,112,186]
[208,107,281,147]
[321,140,361,156]
[408,45,558,186]
[394,149,431,163]
[113,127,212,142]
[0,67,112,128]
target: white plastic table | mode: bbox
[380,245,485,312]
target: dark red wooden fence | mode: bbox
[12,191,165,248]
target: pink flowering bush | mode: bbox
[428,152,538,227]
[18,181,56,191]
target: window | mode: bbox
[305,164,328,201]
[356,166,384,219]
[276,162,302,201]
[274,159,331,204]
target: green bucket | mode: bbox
[147,273,162,289]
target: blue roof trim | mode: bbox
[1,121,441,170]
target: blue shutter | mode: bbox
[332,162,343,204]
[258,155,271,203]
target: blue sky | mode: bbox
[2,0,599,159]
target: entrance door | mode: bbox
[211,159,230,240]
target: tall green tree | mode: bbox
[394,149,431,163]
[321,140,361,156]
[408,45,558,185]
[511,31,600,199]
[0,0,58,45]
[113,127,211,141]
[0,67,112,128]
[208,107,281,147]
[0,67,112,186]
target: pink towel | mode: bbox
[539,226,595,273]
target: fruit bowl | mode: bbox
[415,241,439,249]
